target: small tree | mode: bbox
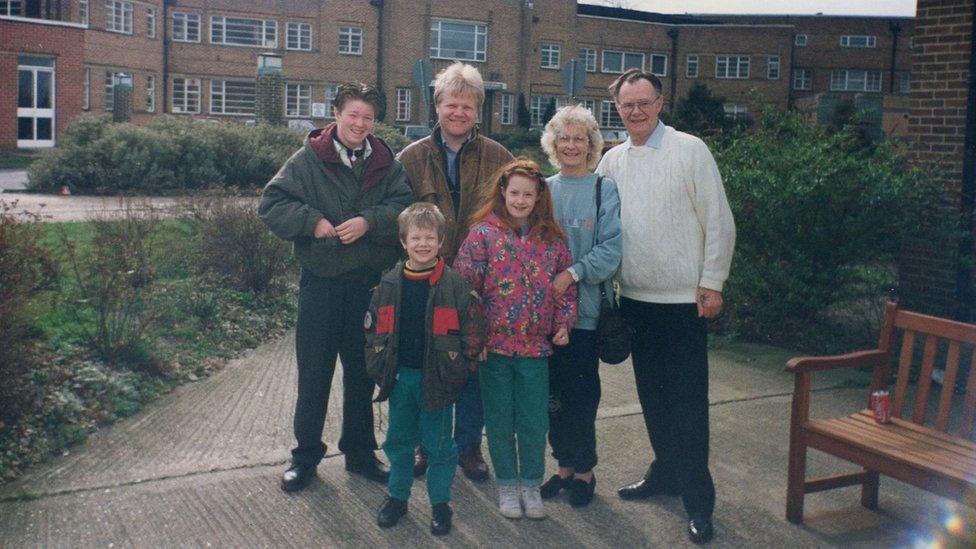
[517,93,531,129]
[669,83,732,137]
[542,98,557,127]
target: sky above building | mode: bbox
[580,0,917,17]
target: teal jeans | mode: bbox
[480,353,549,487]
[382,368,457,504]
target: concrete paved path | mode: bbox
[1,337,972,547]
[0,193,257,222]
[0,168,29,191]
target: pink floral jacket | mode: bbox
[454,214,577,358]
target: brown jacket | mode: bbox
[397,126,513,263]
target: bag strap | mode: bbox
[593,176,614,307]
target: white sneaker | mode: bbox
[498,485,523,519]
[521,485,546,519]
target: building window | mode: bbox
[146,74,155,112]
[83,68,90,110]
[285,83,311,118]
[792,68,811,90]
[104,71,121,110]
[211,16,277,48]
[1,0,21,16]
[210,80,256,115]
[541,43,561,69]
[767,56,780,79]
[429,20,487,62]
[172,12,200,42]
[147,7,156,38]
[324,84,337,118]
[650,54,667,77]
[500,93,514,125]
[723,103,748,120]
[602,50,644,74]
[579,48,597,72]
[106,1,133,34]
[339,26,363,55]
[171,77,201,113]
[79,0,88,25]
[898,72,911,95]
[840,35,876,48]
[395,88,411,122]
[530,95,554,127]
[716,55,749,79]
[830,70,882,92]
[686,55,699,78]
[601,100,623,128]
[287,22,311,51]
[794,34,807,47]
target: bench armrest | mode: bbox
[786,349,888,374]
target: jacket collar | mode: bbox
[306,123,394,191]
[383,257,446,286]
[425,123,481,155]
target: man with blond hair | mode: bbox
[398,61,513,482]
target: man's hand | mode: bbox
[552,327,570,346]
[696,287,724,319]
[552,270,574,297]
[335,216,369,244]
[313,218,337,239]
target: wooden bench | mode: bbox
[785,301,976,524]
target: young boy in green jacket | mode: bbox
[364,203,485,536]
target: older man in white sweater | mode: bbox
[596,69,735,545]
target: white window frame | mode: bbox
[767,56,780,80]
[286,22,312,51]
[716,55,749,79]
[106,1,133,35]
[686,55,699,78]
[530,95,553,127]
[79,0,89,25]
[794,34,807,47]
[146,74,155,112]
[650,54,668,77]
[1,0,21,16]
[171,77,201,114]
[324,84,338,118]
[172,12,200,42]
[579,99,596,118]
[898,72,911,95]
[146,7,156,38]
[83,67,91,110]
[500,93,514,125]
[429,19,487,62]
[840,35,876,48]
[602,50,644,74]
[210,79,256,115]
[600,100,623,128]
[723,103,748,120]
[104,70,120,111]
[540,43,561,69]
[339,26,363,55]
[830,69,882,92]
[395,88,412,122]
[579,48,597,72]
[210,16,277,48]
[792,68,811,91]
[285,83,311,118]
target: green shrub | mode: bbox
[373,121,411,154]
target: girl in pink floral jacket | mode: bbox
[454,158,577,520]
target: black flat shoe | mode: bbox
[569,476,596,507]
[687,515,714,544]
[430,502,453,536]
[280,463,316,492]
[617,477,679,500]
[539,474,572,499]
[377,497,408,528]
[346,455,391,483]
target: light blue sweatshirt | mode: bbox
[548,172,623,330]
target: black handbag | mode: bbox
[592,176,632,364]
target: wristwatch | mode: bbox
[567,267,580,283]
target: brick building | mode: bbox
[2,0,915,148]
[902,0,975,322]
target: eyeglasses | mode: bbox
[617,96,661,113]
[556,135,589,145]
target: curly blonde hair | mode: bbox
[540,105,605,172]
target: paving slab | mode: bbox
[0,168,29,191]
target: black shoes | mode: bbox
[413,446,428,478]
[617,477,679,500]
[458,447,490,482]
[569,476,596,507]
[280,463,316,492]
[430,502,453,536]
[539,474,572,499]
[377,497,408,528]
[346,454,391,483]
[687,515,714,544]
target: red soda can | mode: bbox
[871,390,891,423]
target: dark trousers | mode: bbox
[621,298,715,519]
[453,372,484,453]
[291,268,379,466]
[547,329,601,473]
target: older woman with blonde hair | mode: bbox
[538,104,622,507]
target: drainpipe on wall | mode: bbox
[162,0,169,115]
[667,27,679,103]
[957,3,976,322]
[370,0,384,116]
[889,21,901,93]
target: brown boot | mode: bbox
[413,446,427,477]
[458,446,489,482]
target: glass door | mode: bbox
[17,56,55,148]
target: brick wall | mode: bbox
[903,0,975,320]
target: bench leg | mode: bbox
[786,427,807,524]
[860,469,879,509]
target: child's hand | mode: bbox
[552,327,570,346]
[552,270,575,296]
[478,348,488,362]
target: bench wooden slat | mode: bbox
[912,335,938,424]
[936,341,961,432]
[848,411,976,457]
[963,352,976,438]
[894,309,976,345]
[892,331,915,418]
[836,416,976,475]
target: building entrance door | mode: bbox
[17,56,55,148]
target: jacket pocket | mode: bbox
[365,335,392,386]
[432,336,468,385]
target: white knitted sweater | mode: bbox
[596,124,735,303]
